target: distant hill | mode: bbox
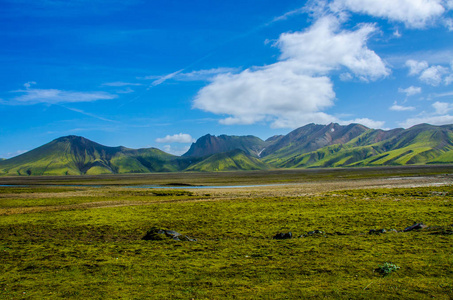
[1,123,453,176]
[185,149,270,172]
[0,136,194,176]
[183,134,267,157]
[261,123,369,162]
[265,123,453,168]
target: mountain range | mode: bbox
[1,123,453,176]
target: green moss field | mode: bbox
[1,166,453,299]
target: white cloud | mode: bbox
[445,0,453,9]
[431,90,453,98]
[195,68,336,127]
[61,106,117,122]
[390,101,416,111]
[24,81,36,89]
[444,18,453,30]
[445,73,453,85]
[433,101,453,114]
[400,114,453,127]
[10,87,117,105]
[393,29,402,38]
[339,72,353,81]
[145,68,240,83]
[400,101,453,127]
[330,0,446,28]
[406,60,429,75]
[194,16,389,128]
[115,87,135,94]
[419,65,449,85]
[405,60,453,85]
[156,133,195,143]
[148,70,183,87]
[176,68,240,81]
[342,118,385,128]
[275,16,389,79]
[161,145,191,156]
[398,86,422,97]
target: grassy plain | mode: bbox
[1,166,452,299]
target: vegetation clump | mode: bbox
[376,262,401,277]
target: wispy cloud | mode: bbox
[102,82,142,87]
[271,7,306,23]
[148,70,184,88]
[60,105,118,123]
[398,86,421,97]
[176,68,240,81]
[8,84,117,105]
[390,101,416,111]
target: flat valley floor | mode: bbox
[1,166,452,299]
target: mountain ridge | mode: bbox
[1,123,453,175]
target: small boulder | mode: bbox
[369,229,387,235]
[403,223,427,232]
[273,232,292,240]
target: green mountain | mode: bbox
[262,123,369,162]
[183,134,267,158]
[1,123,453,176]
[0,136,194,176]
[266,124,453,168]
[185,149,270,172]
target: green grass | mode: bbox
[1,176,452,299]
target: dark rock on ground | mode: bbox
[273,232,292,239]
[403,223,427,232]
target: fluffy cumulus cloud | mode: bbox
[10,85,117,105]
[193,16,388,128]
[155,133,195,144]
[405,60,429,76]
[420,65,450,85]
[433,101,453,114]
[406,60,453,86]
[275,17,389,79]
[330,0,447,28]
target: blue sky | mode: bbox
[1,0,453,158]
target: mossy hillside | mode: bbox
[264,125,453,168]
[1,184,452,299]
[186,149,270,172]
[0,136,187,176]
